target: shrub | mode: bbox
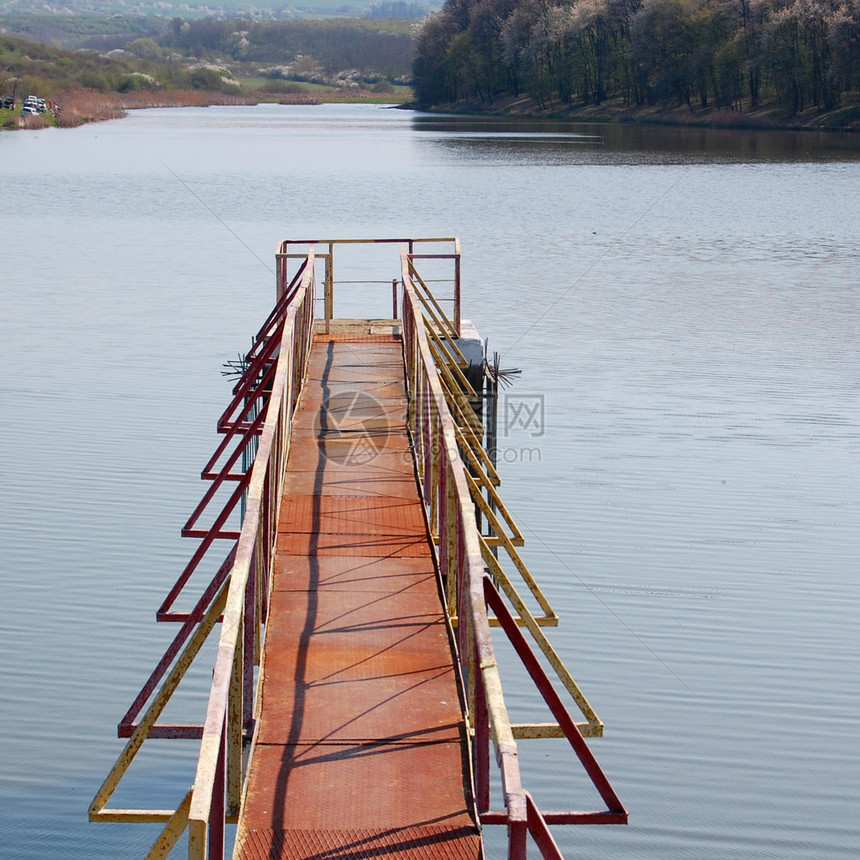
[261,80,307,94]
[189,66,239,92]
[117,72,158,92]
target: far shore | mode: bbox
[6,87,860,134]
[416,93,860,134]
[2,87,404,130]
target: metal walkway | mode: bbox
[235,331,482,859]
[89,239,626,860]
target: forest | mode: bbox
[412,0,860,119]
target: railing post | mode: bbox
[228,615,244,816]
[429,393,439,539]
[445,459,458,615]
[245,542,257,727]
[438,457,448,587]
[453,252,461,336]
[456,522,469,676]
[188,817,206,860]
[474,634,490,814]
[411,325,419,444]
[324,245,333,334]
[209,722,226,860]
[414,372,424,483]
[276,241,285,301]
[423,375,432,501]
[508,810,528,860]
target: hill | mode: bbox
[1,13,417,128]
[0,0,432,24]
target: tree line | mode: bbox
[158,17,414,79]
[412,0,860,116]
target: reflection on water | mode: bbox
[413,111,860,162]
[1,104,858,860]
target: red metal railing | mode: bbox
[115,261,313,739]
[155,263,309,624]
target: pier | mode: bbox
[90,239,626,860]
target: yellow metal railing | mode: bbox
[400,248,603,739]
[401,246,625,858]
[401,263,530,845]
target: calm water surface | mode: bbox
[1,104,858,859]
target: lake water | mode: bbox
[1,104,858,859]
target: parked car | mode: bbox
[2,96,14,109]
[21,105,39,116]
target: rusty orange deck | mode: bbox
[234,333,483,860]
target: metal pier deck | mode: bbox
[90,239,626,860]
[235,332,482,860]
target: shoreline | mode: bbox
[3,87,405,130]
[411,94,860,134]
[6,88,860,134]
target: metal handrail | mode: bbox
[401,247,627,858]
[401,267,536,852]
[277,237,461,335]
[187,252,316,857]
[410,277,605,737]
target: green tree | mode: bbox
[631,0,699,107]
[413,13,462,105]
